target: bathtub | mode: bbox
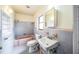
[13,36,34,54]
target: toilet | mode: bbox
[27,40,38,53]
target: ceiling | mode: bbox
[11,5,47,15]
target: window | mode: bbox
[38,15,45,29]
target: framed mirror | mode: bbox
[45,8,57,28]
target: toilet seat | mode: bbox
[27,40,38,46]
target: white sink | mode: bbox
[37,37,59,50]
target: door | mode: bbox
[1,10,14,53]
[73,6,79,54]
[0,10,2,53]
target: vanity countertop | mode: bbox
[37,37,59,50]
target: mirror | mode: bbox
[45,8,57,28]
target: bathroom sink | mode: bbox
[37,37,59,50]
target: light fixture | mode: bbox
[26,5,30,8]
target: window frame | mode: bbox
[38,15,45,30]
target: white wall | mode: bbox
[34,5,73,30]
[15,13,34,22]
[56,5,73,30]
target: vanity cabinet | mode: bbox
[40,44,59,54]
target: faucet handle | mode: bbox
[52,33,58,39]
[38,35,42,39]
[55,34,58,38]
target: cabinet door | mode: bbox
[1,11,14,53]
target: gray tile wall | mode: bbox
[46,28,73,54]
[57,30,73,54]
[14,21,34,37]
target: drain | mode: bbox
[46,43,48,45]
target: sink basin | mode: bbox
[37,37,59,50]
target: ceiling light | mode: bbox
[26,5,30,8]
